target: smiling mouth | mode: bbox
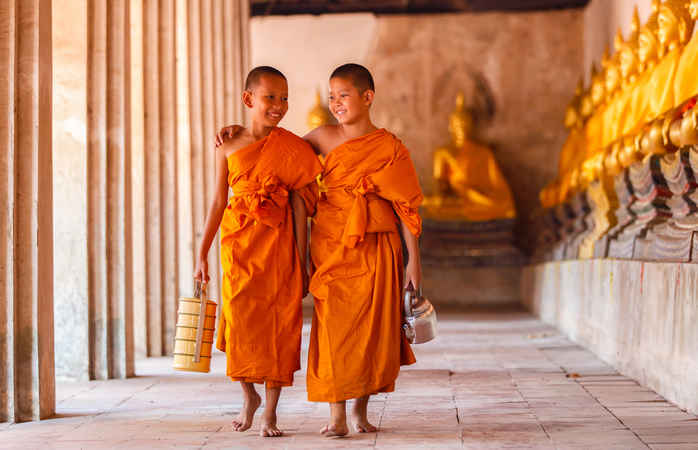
[268,112,282,119]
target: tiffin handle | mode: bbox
[193,281,208,363]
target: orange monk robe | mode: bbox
[306,129,421,402]
[216,127,322,387]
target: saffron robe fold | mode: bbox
[216,127,322,387]
[307,128,422,402]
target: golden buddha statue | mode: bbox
[619,8,641,89]
[423,93,516,221]
[638,0,661,73]
[657,0,693,57]
[307,89,332,130]
[673,0,698,105]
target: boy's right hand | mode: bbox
[215,125,244,147]
[193,258,210,284]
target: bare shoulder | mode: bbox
[303,125,343,156]
[219,128,256,159]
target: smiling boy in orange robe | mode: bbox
[195,66,322,437]
[303,63,423,436]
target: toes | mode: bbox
[320,425,329,434]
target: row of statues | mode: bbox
[541,0,698,208]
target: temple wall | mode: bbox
[251,10,584,218]
[522,261,698,415]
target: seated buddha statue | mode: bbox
[307,89,332,130]
[422,93,516,221]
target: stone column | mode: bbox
[199,0,221,297]
[176,0,194,301]
[143,0,164,356]
[0,0,55,422]
[158,0,178,355]
[52,0,89,382]
[130,0,147,359]
[0,0,17,424]
[87,0,134,379]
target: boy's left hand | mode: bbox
[404,260,422,292]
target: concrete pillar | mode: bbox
[130,0,147,359]
[52,0,89,382]
[87,0,134,379]
[158,0,178,354]
[176,0,194,301]
[143,0,164,356]
[199,0,221,297]
[0,0,16,424]
[0,0,55,422]
[187,0,206,291]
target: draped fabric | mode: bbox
[674,34,698,106]
[306,129,422,402]
[216,128,322,387]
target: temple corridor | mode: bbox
[2,311,696,449]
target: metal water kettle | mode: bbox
[403,286,437,344]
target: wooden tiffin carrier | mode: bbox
[173,282,218,373]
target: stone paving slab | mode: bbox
[1,310,697,449]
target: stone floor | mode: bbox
[2,310,698,449]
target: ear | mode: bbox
[242,90,254,109]
[363,89,374,106]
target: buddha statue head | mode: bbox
[307,89,332,130]
[619,8,641,85]
[448,92,474,149]
[564,79,584,130]
[657,0,694,56]
[590,60,607,109]
[638,0,661,71]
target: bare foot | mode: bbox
[260,413,283,437]
[232,391,261,432]
[320,422,349,437]
[352,416,378,433]
[351,395,378,433]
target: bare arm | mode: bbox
[291,191,309,294]
[401,220,422,291]
[193,147,230,283]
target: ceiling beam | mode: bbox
[250,0,590,16]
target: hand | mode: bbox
[404,260,422,292]
[193,257,210,284]
[215,124,244,147]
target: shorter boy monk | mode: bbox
[304,63,423,436]
[195,66,322,437]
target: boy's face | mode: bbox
[328,76,373,125]
[243,74,288,127]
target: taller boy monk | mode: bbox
[304,64,423,436]
[195,66,322,437]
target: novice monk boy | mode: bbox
[304,63,423,436]
[195,66,322,437]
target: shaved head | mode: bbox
[245,66,286,91]
[330,63,375,93]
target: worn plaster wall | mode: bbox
[251,10,584,222]
[522,261,698,415]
